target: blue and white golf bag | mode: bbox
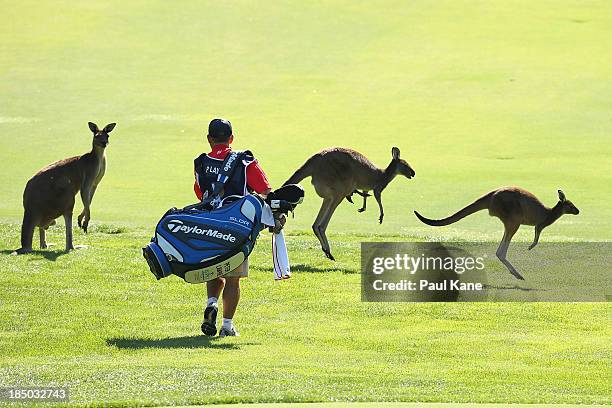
[143,194,265,283]
[143,184,304,284]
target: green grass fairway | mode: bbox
[0,1,610,407]
[0,226,609,406]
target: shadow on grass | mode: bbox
[107,335,258,350]
[292,263,358,274]
[484,284,549,292]
[0,249,69,261]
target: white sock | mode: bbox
[222,318,233,329]
[207,297,218,307]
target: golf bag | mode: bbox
[143,184,304,284]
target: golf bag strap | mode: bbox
[204,150,247,207]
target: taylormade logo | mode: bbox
[223,153,237,172]
[167,220,236,243]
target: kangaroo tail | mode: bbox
[282,155,319,186]
[19,209,37,250]
[414,192,493,226]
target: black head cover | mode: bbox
[267,184,304,206]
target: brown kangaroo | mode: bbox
[12,122,116,255]
[284,147,415,260]
[414,187,580,280]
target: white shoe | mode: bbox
[219,325,240,337]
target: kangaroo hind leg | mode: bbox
[39,218,58,249]
[39,226,47,249]
[312,196,342,261]
[496,222,523,280]
[64,212,75,251]
[313,198,334,260]
[318,196,343,260]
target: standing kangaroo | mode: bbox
[284,147,415,260]
[13,122,116,255]
[414,187,580,280]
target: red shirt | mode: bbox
[194,144,271,200]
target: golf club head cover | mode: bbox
[266,184,304,209]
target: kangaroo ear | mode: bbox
[391,147,400,160]
[558,190,566,202]
[88,122,99,133]
[103,123,116,133]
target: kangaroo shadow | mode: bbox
[1,249,68,261]
[107,335,257,350]
[291,263,357,274]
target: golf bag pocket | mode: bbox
[143,194,265,283]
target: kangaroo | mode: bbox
[414,187,580,280]
[284,147,415,260]
[12,122,116,255]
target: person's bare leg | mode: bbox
[207,278,225,300]
[222,277,241,319]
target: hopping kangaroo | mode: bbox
[414,187,580,280]
[284,147,415,260]
[13,122,116,255]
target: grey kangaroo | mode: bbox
[13,122,116,254]
[414,187,580,280]
[284,147,415,260]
